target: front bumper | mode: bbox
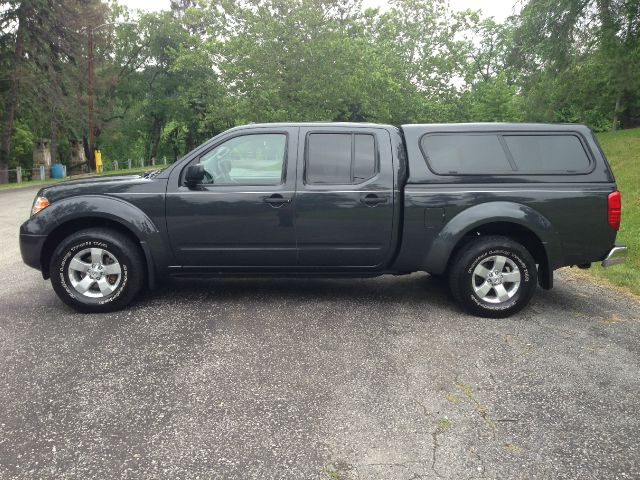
[602,244,628,267]
[19,232,47,272]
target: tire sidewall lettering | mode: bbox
[99,264,128,305]
[58,239,127,305]
[466,247,530,311]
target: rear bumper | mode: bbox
[19,232,47,272]
[602,244,628,267]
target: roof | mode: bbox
[227,121,396,130]
[401,122,591,132]
[225,121,590,133]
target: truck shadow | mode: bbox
[134,272,617,321]
[140,273,456,310]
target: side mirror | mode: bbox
[185,164,205,188]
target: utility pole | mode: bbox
[85,21,135,172]
[87,27,96,170]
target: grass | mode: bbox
[437,417,452,430]
[589,128,640,295]
[0,177,67,190]
[0,164,163,190]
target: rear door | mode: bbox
[294,126,395,268]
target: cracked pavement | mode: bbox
[1,186,639,479]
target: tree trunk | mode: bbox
[149,117,163,162]
[50,119,58,164]
[82,135,90,169]
[0,18,25,184]
[620,90,634,129]
[185,129,195,153]
[597,0,624,131]
[170,128,180,162]
[612,94,621,131]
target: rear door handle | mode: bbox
[263,194,291,207]
[361,194,388,207]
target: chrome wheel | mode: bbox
[67,248,122,298]
[472,255,521,304]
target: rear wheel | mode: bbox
[448,236,537,318]
[50,228,145,313]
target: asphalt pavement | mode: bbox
[0,185,639,479]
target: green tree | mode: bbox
[514,0,640,129]
[0,0,105,182]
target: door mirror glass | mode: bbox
[185,164,205,187]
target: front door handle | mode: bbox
[361,194,388,207]
[263,194,291,207]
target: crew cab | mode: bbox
[19,122,627,317]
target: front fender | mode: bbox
[423,201,562,274]
[21,195,169,284]
[22,195,158,237]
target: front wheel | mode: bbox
[448,236,537,318]
[50,228,145,313]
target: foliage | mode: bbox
[0,0,639,179]
[9,121,33,168]
[0,0,107,181]
[513,0,640,129]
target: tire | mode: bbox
[448,236,537,318]
[50,228,145,313]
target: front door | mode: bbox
[166,127,298,268]
[294,126,395,268]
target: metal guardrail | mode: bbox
[0,156,170,185]
[0,165,68,183]
[101,157,168,172]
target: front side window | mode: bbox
[198,133,287,185]
[306,133,377,184]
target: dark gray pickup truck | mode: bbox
[20,122,627,317]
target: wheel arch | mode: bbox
[41,216,157,288]
[424,202,561,289]
[37,196,162,288]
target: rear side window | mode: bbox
[420,132,592,175]
[306,133,377,184]
[353,134,376,181]
[420,134,513,175]
[504,135,590,173]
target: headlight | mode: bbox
[31,196,50,216]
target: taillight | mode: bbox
[608,191,621,231]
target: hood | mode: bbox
[47,173,144,188]
[39,170,165,202]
